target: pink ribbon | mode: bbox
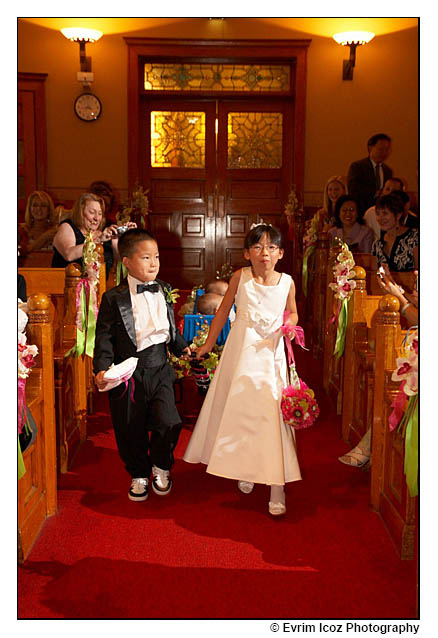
[18,378,27,434]
[118,375,136,403]
[281,312,308,366]
[326,299,342,334]
[388,380,407,431]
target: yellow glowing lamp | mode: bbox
[61,28,103,42]
[333,31,375,80]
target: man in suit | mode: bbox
[94,228,190,502]
[347,133,393,214]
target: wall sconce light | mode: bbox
[333,31,375,80]
[61,27,103,86]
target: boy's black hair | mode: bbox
[244,223,283,249]
[390,190,410,206]
[375,193,405,218]
[118,228,157,260]
[367,133,391,148]
[333,194,364,228]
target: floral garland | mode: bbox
[284,185,299,224]
[215,264,234,282]
[301,212,321,297]
[388,328,418,497]
[169,320,221,384]
[18,331,38,479]
[65,231,100,358]
[328,240,357,358]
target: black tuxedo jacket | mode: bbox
[93,278,188,374]
[347,157,393,213]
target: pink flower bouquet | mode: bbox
[281,378,320,430]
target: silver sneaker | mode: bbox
[152,466,172,495]
[128,477,149,501]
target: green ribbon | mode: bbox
[85,286,97,358]
[18,437,26,480]
[116,261,128,285]
[333,298,349,358]
[65,281,97,359]
[302,245,315,297]
[401,396,418,498]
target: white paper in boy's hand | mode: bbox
[99,357,139,392]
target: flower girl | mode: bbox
[183,223,301,515]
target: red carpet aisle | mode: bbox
[18,349,417,619]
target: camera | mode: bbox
[116,225,129,235]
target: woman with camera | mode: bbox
[51,192,135,278]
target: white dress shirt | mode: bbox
[127,274,170,351]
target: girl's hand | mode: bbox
[194,344,211,360]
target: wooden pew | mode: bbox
[340,267,381,445]
[18,294,57,562]
[371,295,416,560]
[19,258,106,472]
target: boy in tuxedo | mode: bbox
[94,229,191,502]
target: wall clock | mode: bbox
[74,93,102,121]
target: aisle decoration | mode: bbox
[388,328,418,497]
[328,240,356,358]
[117,183,150,230]
[65,231,100,358]
[280,313,319,429]
[18,331,38,479]
[301,212,319,297]
[284,185,299,226]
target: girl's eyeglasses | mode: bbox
[250,244,280,253]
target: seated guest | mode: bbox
[51,192,135,278]
[19,191,58,254]
[391,190,419,230]
[328,195,374,253]
[372,194,419,271]
[317,175,346,231]
[364,177,405,239]
[376,264,418,327]
[196,292,222,315]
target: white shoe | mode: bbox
[269,501,286,516]
[128,478,149,501]
[238,480,254,494]
[152,465,172,495]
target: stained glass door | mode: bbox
[141,97,293,287]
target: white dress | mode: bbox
[183,267,302,486]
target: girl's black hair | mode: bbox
[244,223,283,249]
[333,195,364,228]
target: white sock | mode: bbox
[270,485,285,504]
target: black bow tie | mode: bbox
[137,283,159,294]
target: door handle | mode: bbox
[218,194,225,218]
[207,190,214,217]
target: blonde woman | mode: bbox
[20,191,58,253]
[51,192,135,278]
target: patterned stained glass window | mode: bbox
[151,111,205,168]
[227,112,283,169]
[144,63,290,92]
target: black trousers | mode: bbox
[108,362,182,478]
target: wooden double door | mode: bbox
[140,97,293,288]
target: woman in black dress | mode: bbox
[372,193,419,271]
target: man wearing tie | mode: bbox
[94,229,191,502]
[347,133,393,214]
